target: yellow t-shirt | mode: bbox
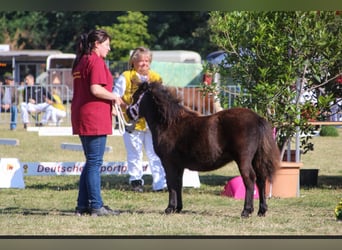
[122,70,162,131]
[52,94,66,111]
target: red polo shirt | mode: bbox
[71,52,113,135]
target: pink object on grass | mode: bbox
[221,176,259,199]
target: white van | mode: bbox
[151,50,201,63]
[147,50,203,86]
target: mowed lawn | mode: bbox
[0,125,341,236]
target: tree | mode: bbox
[208,11,342,158]
[0,12,49,49]
[0,11,123,51]
[99,11,151,62]
[146,12,215,56]
[0,11,215,58]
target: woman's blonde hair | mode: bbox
[128,47,152,69]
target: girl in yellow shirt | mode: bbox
[113,47,166,192]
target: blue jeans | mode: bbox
[1,105,17,130]
[10,105,17,130]
[77,135,107,209]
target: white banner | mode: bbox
[21,161,151,176]
[0,158,25,188]
[1,160,200,188]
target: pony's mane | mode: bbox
[149,83,199,126]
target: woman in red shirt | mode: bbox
[72,29,122,217]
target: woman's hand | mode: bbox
[112,105,118,116]
[112,94,124,106]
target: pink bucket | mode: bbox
[221,176,259,199]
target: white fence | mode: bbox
[1,84,245,128]
[175,85,243,115]
[0,84,72,127]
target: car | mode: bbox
[206,50,229,67]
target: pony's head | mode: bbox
[126,82,150,121]
[126,82,187,126]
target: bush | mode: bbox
[319,125,339,137]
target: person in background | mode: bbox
[72,29,123,217]
[113,47,167,192]
[42,87,66,126]
[20,74,54,129]
[112,71,121,129]
[0,73,18,130]
[113,71,120,87]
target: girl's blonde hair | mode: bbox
[128,47,152,70]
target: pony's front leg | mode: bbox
[164,169,183,214]
[165,188,178,214]
[165,187,183,214]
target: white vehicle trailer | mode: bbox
[45,53,75,102]
[150,50,201,63]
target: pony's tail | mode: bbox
[254,118,280,183]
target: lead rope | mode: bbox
[114,104,132,135]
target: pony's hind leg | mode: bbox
[241,181,255,217]
[255,178,268,216]
[238,161,256,217]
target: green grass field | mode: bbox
[0,124,341,235]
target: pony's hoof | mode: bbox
[241,213,250,218]
[241,209,253,218]
[164,207,175,214]
[257,211,266,217]
[164,206,182,214]
[175,208,182,213]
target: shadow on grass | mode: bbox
[24,174,235,191]
[200,174,342,189]
[317,175,342,189]
[0,206,239,218]
[0,201,167,217]
[101,174,130,190]
[22,173,342,191]
[24,175,165,192]
[0,205,213,217]
[24,175,131,191]
[199,174,233,186]
[25,182,79,190]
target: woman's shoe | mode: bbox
[131,180,143,192]
[91,206,120,217]
[75,206,90,216]
[103,205,120,216]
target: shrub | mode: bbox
[319,125,339,137]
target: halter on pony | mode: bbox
[126,82,149,122]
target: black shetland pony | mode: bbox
[126,82,280,217]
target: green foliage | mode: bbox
[0,11,122,52]
[146,12,214,55]
[319,125,339,137]
[208,11,342,157]
[98,11,151,62]
[335,198,342,220]
[0,11,48,49]
[0,11,214,58]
